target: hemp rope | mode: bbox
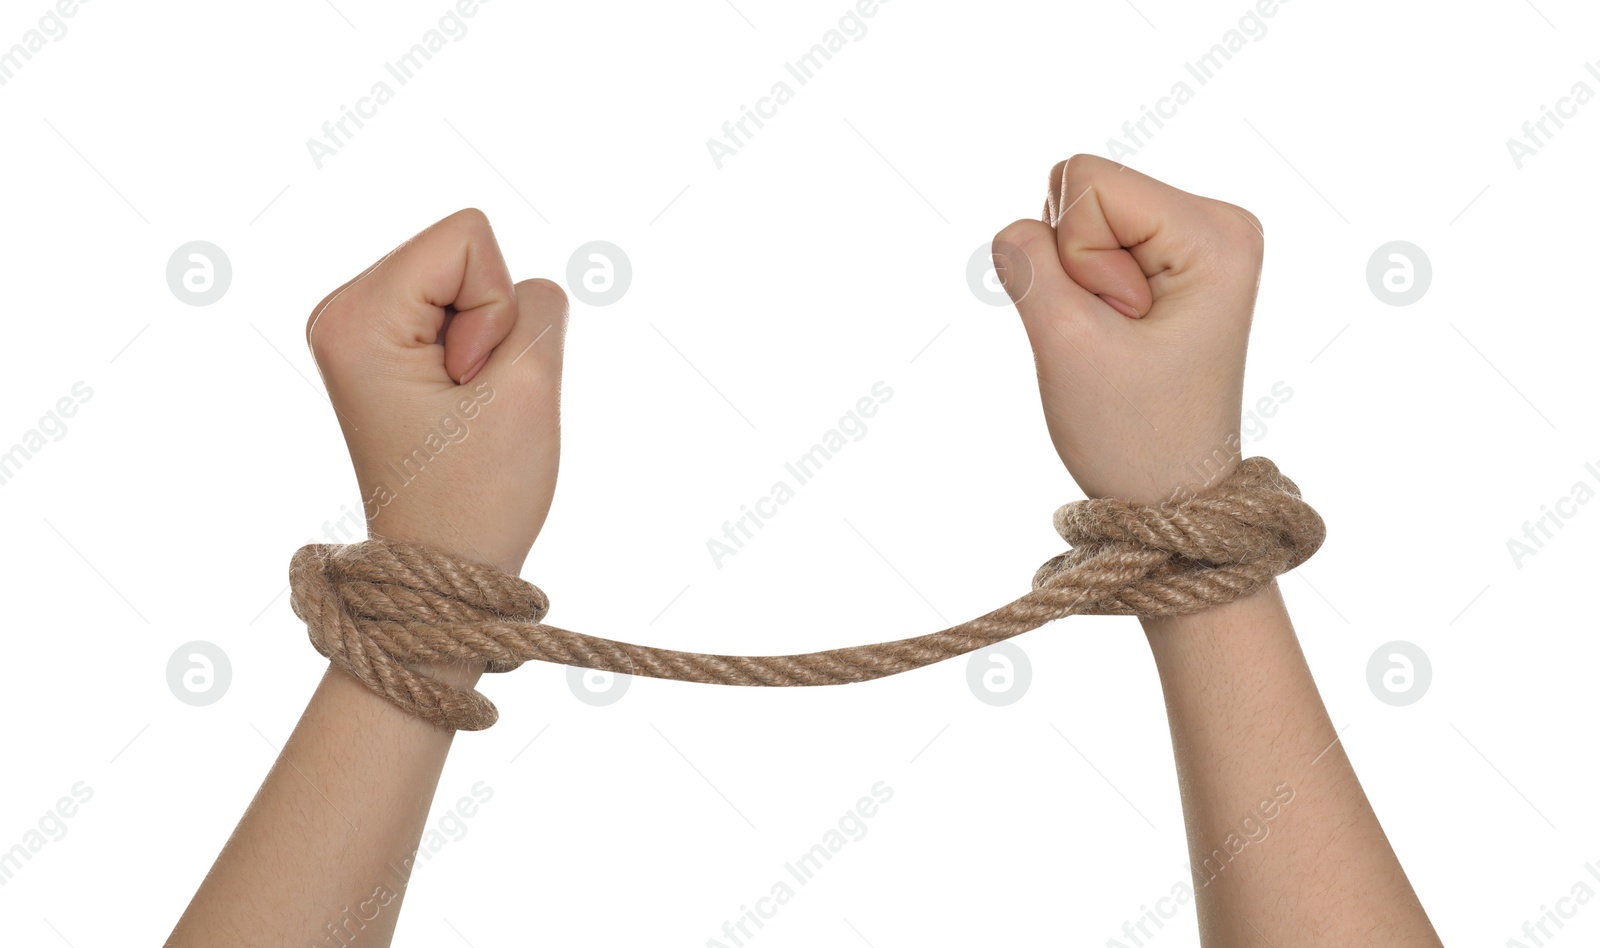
[289,457,1323,730]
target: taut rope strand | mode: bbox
[289,457,1324,730]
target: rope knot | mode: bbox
[1029,457,1325,616]
[285,456,1324,730]
[289,540,552,730]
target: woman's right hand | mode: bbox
[994,155,1265,505]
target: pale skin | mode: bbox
[167,209,566,946]
[168,159,1441,945]
[996,154,1442,945]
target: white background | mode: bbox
[1,0,1596,945]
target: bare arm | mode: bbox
[168,208,567,946]
[167,660,484,946]
[996,154,1440,945]
[1143,585,1439,945]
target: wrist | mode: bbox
[363,512,528,576]
[1139,580,1290,662]
[1071,432,1246,507]
[1148,435,1245,506]
[414,658,489,686]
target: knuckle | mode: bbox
[304,291,362,368]
[1047,157,1069,188]
[518,277,569,319]
[993,218,1050,255]
[1064,153,1111,186]
[520,276,566,302]
[451,206,491,228]
[1206,201,1266,258]
[430,207,494,243]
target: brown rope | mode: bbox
[289,457,1324,730]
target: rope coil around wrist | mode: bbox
[289,457,1324,730]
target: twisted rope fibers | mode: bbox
[288,457,1324,730]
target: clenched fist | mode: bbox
[305,208,567,574]
[995,155,1264,505]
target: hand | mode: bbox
[993,155,1264,505]
[305,208,567,575]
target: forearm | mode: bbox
[169,208,560,945]
[167,659,483,947]
[1141,583,1440,946]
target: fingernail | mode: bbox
[1098,293,1141,319]
[459,353,490,385]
